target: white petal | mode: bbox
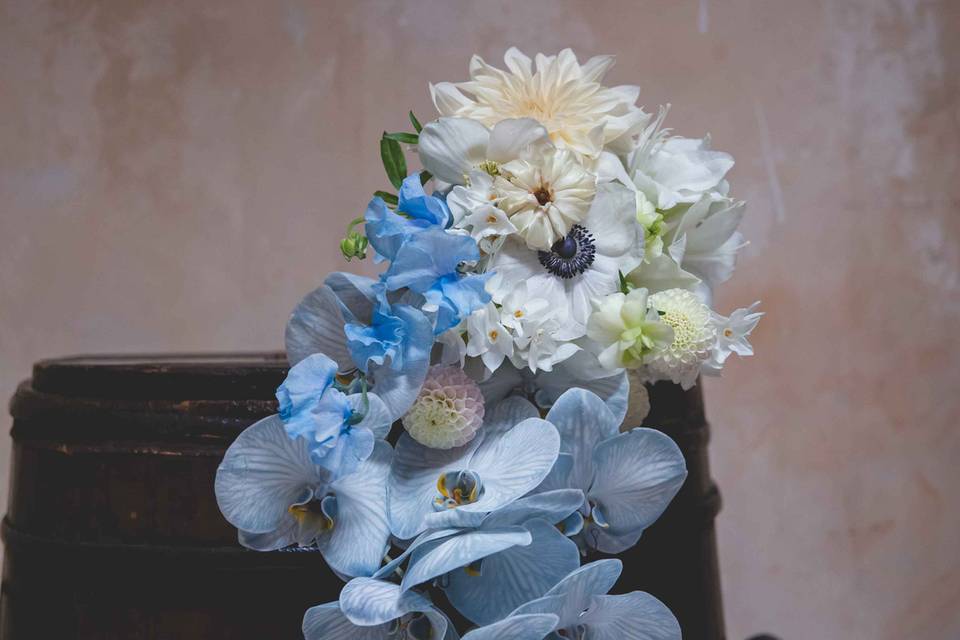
[419,117,491,185]
[487,118,551,163]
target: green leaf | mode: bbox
[409,111,423,133]
[420,171,432,186]
[374,190,399,206]
[384,132,420,145]
[380,133,407,190]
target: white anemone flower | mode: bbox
[486,182,645,341]
[431,48,649,159]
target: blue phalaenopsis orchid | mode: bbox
[276,352,391,476]
[537,388,688,553]
[303,577,460,640]
[509,559,681,639]
[365,172,451,262]
[214,416,392,578]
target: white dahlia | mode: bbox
[642,288,716,389]
[496,148,596,251]
[431,48,649,159]
[402,366,485,449]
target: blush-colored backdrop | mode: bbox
[1,0,958,637]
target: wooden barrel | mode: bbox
[2,354,726,639]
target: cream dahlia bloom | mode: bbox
[642,288,716,389]
[402,365,485,449]
[496,148,596,251]
[431,48,649,159]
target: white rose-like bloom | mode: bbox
[402,365,485,449]
[431,48,649,159]
[496,148,596,251]
[642,288,716,389]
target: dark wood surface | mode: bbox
[2,353,726,639]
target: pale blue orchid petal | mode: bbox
[460,418,560,514]
[422,506,489,531]
[368,303,434,421]
[481,489,584,528]
[373,528,462,580]
[347,393,393,440]
[285,273,379,368]
[302,602,390,640]
[579,592,681,640]
[482,395,539,437]
[315,441,393,577]
[588,429,686,552]
[444,519,580,625]
[215,415,322,535]
[509,560,623,631]
[558,511,584,537]
[400,526,532,592]
[535,453,575,494]
[339,577,432,626]
[544,390,620,493]
[461,613,560,640]
[602,373,631,426]
[237,521,298,551]
[388,434,482,540]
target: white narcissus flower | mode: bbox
[703,301,763,374]
[496,148,596,251]
[510,310,580,373]
[487,182,645,341]
[586,288,675,371]
[461,203,518,245]
[499,281,550,340]
[466,302,514,373]
[431,48,649,159]
[642,288,716,389]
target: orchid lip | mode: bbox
[434,470,484,510]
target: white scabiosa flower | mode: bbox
[496,148,596,251]
[431,48,649,159]
[643,288,716,389]
[402,365,485,449]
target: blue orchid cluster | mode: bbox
[210,48,754,639]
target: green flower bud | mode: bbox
[340,231,368,261]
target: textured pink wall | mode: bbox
[1,0,958,637]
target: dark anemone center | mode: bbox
[538,225,596,279]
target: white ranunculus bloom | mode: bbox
[431,48,649,159]
[669,196,747,289]
[486,182,645,342]
[418,117,550,186]
[496,148,596,251]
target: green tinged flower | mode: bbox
[586,288,674,370]
[635,191,665,261]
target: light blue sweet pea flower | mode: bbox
[276,353,392,477]
[512,559,681,640]
[538,388,688,553]
[365,172,451,262]
[303,577,459,640]
[284,271,434,422]
[382,229,492,334]
[215,416,393,578]
[386,397,560,540]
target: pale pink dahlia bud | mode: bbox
[402,365,485,449]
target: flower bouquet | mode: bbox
[216,48,762,639]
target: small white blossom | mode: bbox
[465,303,514,374]
[703,302,763,374]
